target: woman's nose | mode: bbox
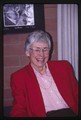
[39,49,44,56]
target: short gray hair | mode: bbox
[25,30,52,51]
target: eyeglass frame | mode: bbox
[29,47,50,54]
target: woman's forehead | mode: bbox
[31,41,48,47]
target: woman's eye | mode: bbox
[35,49,40,52]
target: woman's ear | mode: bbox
[25,51,30,56]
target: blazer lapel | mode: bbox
[48,61,72,104]
[25,64,46,117]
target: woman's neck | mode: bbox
[31,63,46,75]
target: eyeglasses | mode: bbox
[30,47,49,54]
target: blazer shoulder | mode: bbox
[48,60,71,67]
[48,60,73,72]
[10,64,33,86]
[11,65,29,78]
[48,60,76,80]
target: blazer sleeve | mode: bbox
[9,73,28,117]
[66,61,78,102]
[64,61,78,114]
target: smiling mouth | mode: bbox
[36,58,45,62]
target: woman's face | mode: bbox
[26,41,49,70]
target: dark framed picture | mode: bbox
[3,4,45,34]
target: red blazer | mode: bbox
[10,60,78,117]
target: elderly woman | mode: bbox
[10,30,78,117]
